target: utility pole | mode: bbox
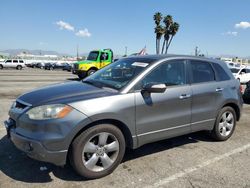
[195,46,198,56]
[77,44,79,60]
[125,46,127,57]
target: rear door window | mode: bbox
[190,60,215,84]
[13,60,18,63]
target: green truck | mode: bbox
[72,49,113,79]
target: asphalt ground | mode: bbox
[0,68,250,188]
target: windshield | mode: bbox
[230,68,240,73]
[87,51,99,61]
[83,58,154,90]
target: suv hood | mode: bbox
[18,81,117,106]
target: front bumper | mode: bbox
[4,119,67,166]
[72,69,87,76]
[4,107,91,166]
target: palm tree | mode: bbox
[153,12,162,54]
[153,12,162,26]
[155,25,165,54]
[165,22,179,54]
[161,15,173,54]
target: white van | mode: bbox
[0,59,26,70]
[230,66,250,83]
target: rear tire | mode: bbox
[16,65,22,70]
[211,106,236,141]
[70,124,125,179]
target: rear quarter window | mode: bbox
[212,63,231,81]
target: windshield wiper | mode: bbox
[83,79,118,91]
[82,80,102,88]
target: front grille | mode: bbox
[74,64,79,70]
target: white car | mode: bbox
[0,59,25,70]
[230,66,250,83]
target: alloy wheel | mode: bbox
[82,132,119,172]
[218,111,234,137]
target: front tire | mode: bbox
[0,65,3,69]
[70,124,125,179]
[211,106,236,141]
[87,69,96,76]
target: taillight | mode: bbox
[240,84,243,93]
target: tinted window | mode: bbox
[241,69,246,73]
[190,61,215,83]
[13,60,18,63]
[246,69,250,73]
[135,60,186,89]
[19,60,24,63]
[213,63,231,81]
[101,52,109,61]
[230,68,240,73]
[6,60,12,63]
[87,51,99,61]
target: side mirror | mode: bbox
[142,83,166,93]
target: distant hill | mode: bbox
[0,49,72,57]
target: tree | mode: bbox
[165,22,179,54]
[153,12,180,54]
[161,15,173,54]
[154,25,165,54]
[153,12,163,54]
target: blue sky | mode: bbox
[0,0,250,57]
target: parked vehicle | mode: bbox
[0,59,25,70]
[62,63,72,72]
[35,62,45,69]
[44,63,54,70]
[230,66,250,83]
[45,62,67,70]
[243,81,250,103]
[72,49,113,79]
[4,55,242,179]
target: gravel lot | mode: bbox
[0,68,250,188]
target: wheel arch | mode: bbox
[222,102,240,121]
[87,67,98,72]
[69,118,134,150]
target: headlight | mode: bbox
[26,104,72,120]
[11,101,16,109]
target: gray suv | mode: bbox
[4,55,243,179]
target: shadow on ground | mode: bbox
[0,131,214,183]
[67,78,81,81]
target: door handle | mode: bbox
[216,88,224,92]
[179,94,191,99]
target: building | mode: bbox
[219,57,250,66]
